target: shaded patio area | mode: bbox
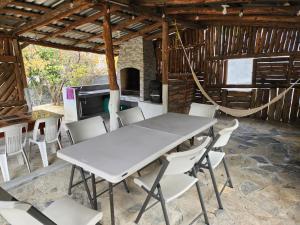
[1,117,299,225]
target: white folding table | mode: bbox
[57,113,217,225]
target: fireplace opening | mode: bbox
[120,68,140,96]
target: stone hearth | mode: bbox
[117,36,156,102]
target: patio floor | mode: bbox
[0,116,299,225]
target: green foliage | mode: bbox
[23,45,105,105]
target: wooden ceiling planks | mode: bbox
[0,0,299,54]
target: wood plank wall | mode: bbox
[0,38,28,116]
[154,25,300,123]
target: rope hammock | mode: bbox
[174,23,300,117]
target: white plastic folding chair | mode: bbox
[116,106,145,126]
[196,119,239,210]
[189,103,219,144]
[189,103,219,118]
[65,116,129,206]
[0,123,31,182]
[29,117,62,167]
[0,187,102,225]
[134,137,211,225]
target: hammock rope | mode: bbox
[174,22,300,117]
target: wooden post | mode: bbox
[162,18,169,113]
[103,4,120,131]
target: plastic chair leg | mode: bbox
[222,158,233,188]
[57,139,62,150]
[0,154,10,182]
[37,142,48,167]
[22,150,31,173]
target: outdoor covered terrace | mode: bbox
[0,0,299,225]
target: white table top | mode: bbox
[133,112,217,138]
[57,113,217,183]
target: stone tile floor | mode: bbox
[0,116,299,225]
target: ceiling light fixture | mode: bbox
[283,2,290,6]
[297,10,300,16]
[222,5,229,15]
[239,10,244,17]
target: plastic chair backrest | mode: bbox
[213,119,239,148]
[0,201,42,225]
[32,117,60,143]
[117,107,145,126]
[165,136,211,175]
[65,116,107,144]
[0,123,27,155]
[189,103,219,118]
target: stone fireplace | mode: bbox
[117,36,156,102]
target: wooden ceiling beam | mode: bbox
[74,14,148,46]
[18,36,103,54]
[165,6,300,16]
[40,10,105,41]
[6,1,52,12]
[0,0,13,8]
[182,15,300,23]
[14,0,94,36]
[94,21,162,51]
[113,22,162,45]
[131,0,255,6]
[0,8,42,18]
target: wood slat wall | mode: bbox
[0,38,28,116]
[154,25,300,123]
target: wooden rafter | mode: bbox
[165,6,300,16]
[14,0,94,35]
[74,14,148,46]
[182,15,300,24]
[40,10,105,41]
[131,0,256,6]
[0,0,13,8]
[0,8,42,18]
[113,22,161,45]
[18,36,103,54]
[94,21,162,50]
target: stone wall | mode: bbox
[117,36,156,101]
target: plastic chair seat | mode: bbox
[134,168,198,203]
[43,197,102,225]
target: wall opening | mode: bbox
[120,68,140,96]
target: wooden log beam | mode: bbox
[73,14,148,46]
[113,22,162,45]
[103,4,119,90]
[5,1,52,12]
[94,21,162,50]
[165,6,300,16]
[40,10,106,41]
[182,15,300,24]
[0,100,27,107]
[162,18,169,113]
[0,0,13,8]
[131,0,256,6]
[103,3,120,131]
[0,8,43,18]
[14,0,94,36]
[18,36,103,54]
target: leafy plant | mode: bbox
[23,45,107,105]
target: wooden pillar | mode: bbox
[162,18,169,113]
[103,4,120,131]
